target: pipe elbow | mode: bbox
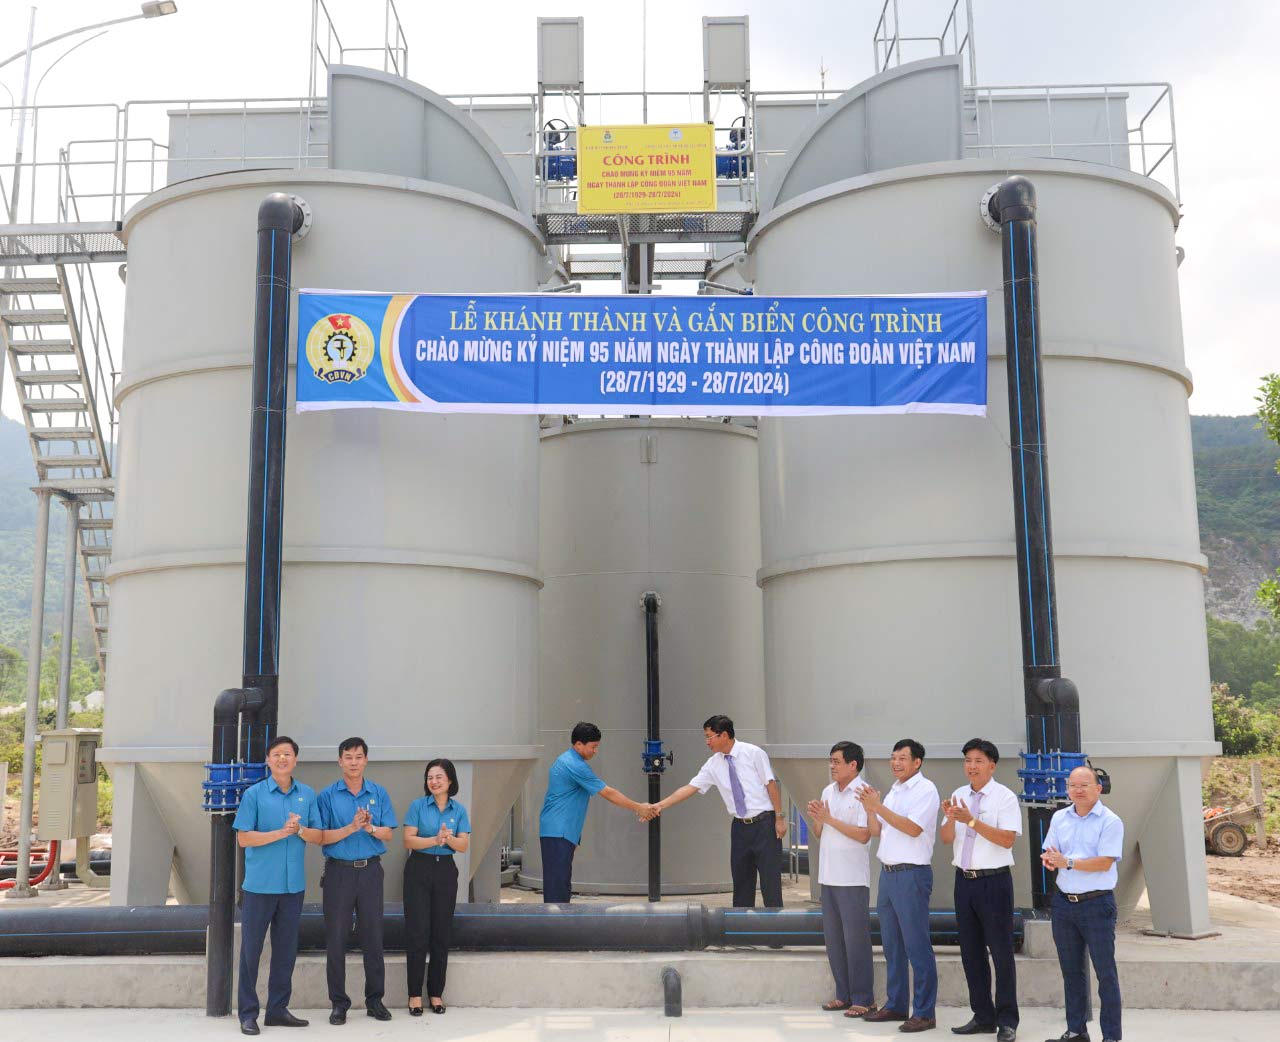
[258,192,304,234]
[213,687,245,724]
[993,175,1037,224]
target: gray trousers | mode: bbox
[821,883,874,1006]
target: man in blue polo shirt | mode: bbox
[538,721,657,902]
[315,736,398,1025]
[233,734,322,1036]
[1041,765,1125,1042]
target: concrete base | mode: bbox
[3,945,1278,1011]
[3,1006,1279,1042]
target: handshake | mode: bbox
[635,802,662,823]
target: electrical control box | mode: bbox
[37,728,102,841]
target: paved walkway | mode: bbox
[5,1007,1279,1040]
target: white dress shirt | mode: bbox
[946,778,1022,870]
[1043,799,1124,893]
[875,771,940,866]
[688,739,776,817]
[817,778,872,887]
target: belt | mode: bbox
[733,810,774,825]
[1057,887,1111,903]
[956,866,1011,879]
[327,856,381,868]
[880,862,927,873]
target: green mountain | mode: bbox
[0,414,96,663]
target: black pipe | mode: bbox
[662,966,682,1017]
[0,902,1026,956]
[0,850,111,880]
[643,591,662,903]
[207,193,304,1019]
[992,175,1081,911]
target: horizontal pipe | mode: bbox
[0,851,111,880]
[0,902,1027,957]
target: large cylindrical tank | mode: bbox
[752,158,1216,924]
[101,169,544,905]
[523,418,766,894]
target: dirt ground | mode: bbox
[1206,840,1280,906]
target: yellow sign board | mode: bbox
[577,123,717,214]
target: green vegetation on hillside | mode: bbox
[1191,414,1280,557]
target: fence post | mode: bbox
[1251,762,1268,850]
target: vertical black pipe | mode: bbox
[207,194,303,1018]
[207,686,261,1016]
[994,175,1080,910]
[643,591,661,902]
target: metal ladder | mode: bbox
[0,263,115,676]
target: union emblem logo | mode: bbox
[305,313,375,384]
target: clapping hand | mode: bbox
[351,807,372,832]
[856,786,883,814]
[942,797,970,823]
[1041,845,1068,871]
[805,798,831,825]
[282,812,301,836]
[436,823,454,847]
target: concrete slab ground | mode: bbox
[2,1006,1278,1041]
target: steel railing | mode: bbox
[874,0,977,84]
[965,82,1180,203]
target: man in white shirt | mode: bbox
[655,714,787,907]
[808,741,880,1018]
[859,738,941,1034]
[940,739,1022,1041]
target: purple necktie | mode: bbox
[725,754,749,818]
[960,789,985,870]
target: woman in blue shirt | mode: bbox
[403,758,471,1015]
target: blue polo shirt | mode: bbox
[316,777,398,860]
[405,796,471,856]
[539,748,607,845]
[1043,799,1124,893]
[233,775,319,895]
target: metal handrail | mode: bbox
[873,0,976,83]
[966,81,1179,203]
[309,0,408,98]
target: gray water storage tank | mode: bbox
[752,157,1216,935]
[523,418,766,894]
[100,167,545,905]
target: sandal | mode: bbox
[843,1004,878,1019]
[821,1000,852,1011]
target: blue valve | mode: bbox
[643,739,674,775]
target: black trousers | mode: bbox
[238,890,303,1022]
[730,811,783,908]
[321,859,385,1011]
[954,869,1019,1029]
[540,836,576,903]
[403,853,459,999]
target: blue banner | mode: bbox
[295,291,987,417]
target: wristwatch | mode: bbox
[967,819,977,829]
[1066,856,1075,870]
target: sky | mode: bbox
[1,0,1276,416]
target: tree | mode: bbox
[0,644,21,703]
[1211,683,1280,756]
[1256,373,1280,619]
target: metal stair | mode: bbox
[0,263,116,676]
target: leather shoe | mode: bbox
[952,1019,996,1035]
[1044,1034,1088,1042]
[901,1017,938,1033]
[240,1021,259,1037]
[329,1006,347,1025]
[263,1010,309,1027]
[366,1000,393,1021]
[865,1008,909,1023]
[996,1029,1016,1042]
